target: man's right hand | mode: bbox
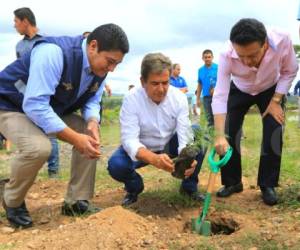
[74,134,101,159]
[214,136,229,156]
[154,153,174,173]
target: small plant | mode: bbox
[172,127,214,179]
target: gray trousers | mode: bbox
[0,111,97,207]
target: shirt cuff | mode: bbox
[44,120,67,134]
[82,111,100,123]
[212,102,227,114]
[123,141,146,161]
[275,83,290,95]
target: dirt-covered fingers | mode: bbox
[184,160,197,177]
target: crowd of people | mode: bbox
[0,6,299,229]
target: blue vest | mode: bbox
[0,36,106,115]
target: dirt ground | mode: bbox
[0,146,300,249]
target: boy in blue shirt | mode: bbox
[197,49,218,127]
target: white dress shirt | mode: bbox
[120,86,193,161]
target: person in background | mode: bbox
[197,49,218,128]
[170,63,188,93]
[14,7,59,178]
[191,90,200,116]
[294,80,300,128]
[212,18,298,206]
[128,84,135,91]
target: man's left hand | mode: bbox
[262,100,285,125]
[184,160,197,177]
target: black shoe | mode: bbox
[179,187,205,202]
[122,192,138,206]
[61,200,101,216]
[3,201,33,228]
[260,187,278,206]
[216,183,243,197]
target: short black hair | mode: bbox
[230,18,267,46]
[87,23,129,54]
[202,49,213,56]
[14,7,36,26]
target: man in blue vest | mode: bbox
[0,23,129,228]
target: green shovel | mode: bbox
[192,146,232,236]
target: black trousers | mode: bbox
[221,82,283,187]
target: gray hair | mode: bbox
[141,53,172,80]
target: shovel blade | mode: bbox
[191,218,211,236]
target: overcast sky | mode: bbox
[0,0,299,94]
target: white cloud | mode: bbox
[0,0,299,93]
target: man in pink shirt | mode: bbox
[212,18,298,206]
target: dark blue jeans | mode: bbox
[203,96,214,127]
[108,125,207,194]
[47,137,59,173]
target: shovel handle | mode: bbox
[208,146,233,173]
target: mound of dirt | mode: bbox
[15,206,158,250]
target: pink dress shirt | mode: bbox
[212,29,298,114]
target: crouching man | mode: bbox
[108,53,206,206]
[0,23,129,228]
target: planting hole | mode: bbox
[210,216,239,235]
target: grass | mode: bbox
[0,244,16,250]
[278,183,300,209]
[1,107,300,249]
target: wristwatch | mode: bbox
[271,96,281,104]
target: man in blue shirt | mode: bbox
[14,7,60,179]
[0,24,129,228]
[170,63,188,93]
[197,49,218,127]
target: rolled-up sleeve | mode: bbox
[176,95,193,154]
[212,53,232,114]
[275,36,299,94]
[23,43,66,134]
[120,96,145,161]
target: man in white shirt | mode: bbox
[108,53,206,206]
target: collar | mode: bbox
[81,38,92,74]
[23,34,42,41]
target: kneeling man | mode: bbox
[108,53,206,206]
